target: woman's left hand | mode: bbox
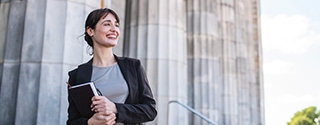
[91,96,117,114]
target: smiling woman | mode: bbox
[84,8,120,50]
[66,8,157,125]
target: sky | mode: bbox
[260,0,320,124]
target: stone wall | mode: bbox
[0,0,264,125]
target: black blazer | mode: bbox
[67,55,157,125]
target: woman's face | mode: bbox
[90,13,120,48]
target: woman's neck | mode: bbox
[92,48,116,67]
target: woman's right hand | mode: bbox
[88,110,116,125]
[91,96,117,114]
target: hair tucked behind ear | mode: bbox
[84,30,94,48]
[84,8,120,50]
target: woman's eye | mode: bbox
[103,23,111,26]
[103,22,119,27]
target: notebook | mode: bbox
[68,82,100,118]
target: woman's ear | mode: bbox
[86,27,94,37]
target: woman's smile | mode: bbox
[106,33,117,39]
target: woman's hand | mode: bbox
[88,111,116,125]
[91,96,117,114]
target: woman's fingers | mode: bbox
[90,111,116,125]
[106,114,116,125]
[91,96,116,113]
[103,111,116,125]
[91,96,106,108]
[91,95,107,101]
[91,96,107,106]
[91,102,109,112]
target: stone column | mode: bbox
[233,0,264,124]
[13,0,47,124]
[217,0,239,124]
[234,0,251,124]
[0,0,26,124]
[217,0,264,124]
[0,0,102,124]
[249,0,264,124]
[109,0,126,56]
[123,0,188,124]
[186,0,221,124]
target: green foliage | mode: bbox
[287,106,320,125]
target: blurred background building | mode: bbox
[0,0,264,125]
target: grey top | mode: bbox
[91,63,129,103]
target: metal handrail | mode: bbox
[168,100,218,125]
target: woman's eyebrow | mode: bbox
[101,20,119,24]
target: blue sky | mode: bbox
[261,0,320,124]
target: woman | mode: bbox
[67,8,157,125]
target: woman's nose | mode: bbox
[110,25,116,31]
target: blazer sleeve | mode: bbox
[66,69,89,125]
[115,59,157,123]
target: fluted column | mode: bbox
[249,0,264,124]
[0,0,102,124]
[0,0,26,124]
[14,0,47,124]
[124,0,188,124]
[217,0,239,124]
[234,0,251,124]
[217,0,264,124]
[109,0,126,56]
[186,0,221,124]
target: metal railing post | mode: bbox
[167,100,218,125]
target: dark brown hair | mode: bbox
[84,8,120,48]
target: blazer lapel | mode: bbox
[115,55,135,103]
[115,55,130,83]
[76,59,93,85]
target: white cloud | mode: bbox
[275,94,315,104]
[261,14,320,54]
[263,60,294,75]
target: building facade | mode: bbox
[0,0,264,125]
